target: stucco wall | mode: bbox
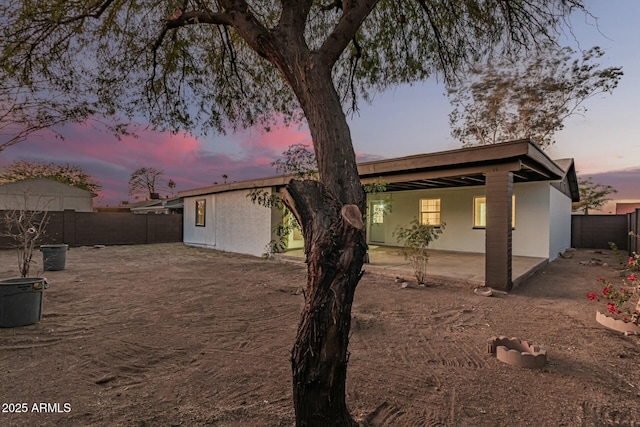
[366,181,554,258]
[216,190,274,256]
[183,188,276,257]
[368,186,486,252]
[548,185,572,260]
[511,182,551,258]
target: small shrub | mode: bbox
[2,206,49,277]
[394,219,444,285]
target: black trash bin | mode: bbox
[40,244,69,271]
[0,278,49,327]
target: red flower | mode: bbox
[607,303,617,314]
[630,257,635,265]
[602,286,612,296]
[623,317,629,323]
[627,275,637,281]
[586,292,600,301]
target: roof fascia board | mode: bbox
[179,176,291,198]
[357,140,531,177]
[360,160,522,185]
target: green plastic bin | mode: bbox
[40,244,69,271]
[0,278,49,328]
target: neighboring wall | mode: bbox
[0,179,94,212]
[366,182,557,258]
[0,210,183,248]
[183,188,277,257]
[571,214,628,250]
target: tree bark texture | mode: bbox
[273,56,367,425]
[283,180,367,427]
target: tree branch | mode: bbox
[318,0,379,65]
[166,9,232,29]
[417,0,456,83]
[55,0,118,25]
[278,0,313,39]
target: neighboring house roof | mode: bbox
[129,197,183,214]
[179,139,580,202]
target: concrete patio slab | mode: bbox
[276,245,547,289]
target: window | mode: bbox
[195,199,206,226]
[473,196,516,228]
[420,198,441,226]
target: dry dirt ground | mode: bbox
[0,243,639,427]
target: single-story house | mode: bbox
[128,197,183,214]
[179,139,579,290]
[0,178,95,212]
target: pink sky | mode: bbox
[0,122,317,205]
[0,113,394,206]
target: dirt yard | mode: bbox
[0,243,638,426]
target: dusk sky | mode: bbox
[1,1,638,206]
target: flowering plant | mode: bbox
[628,251,640,272]
[587,261,640,325]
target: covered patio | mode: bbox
[357,139,577,291]
[277,245,548,288]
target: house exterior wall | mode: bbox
[512,182,551,258]
[183,188,277,257]
[366,182,554,258]
[548,185,572,260]
[183,194,216,247]
[0,179,93,212]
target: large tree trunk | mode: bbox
[279,58,367,426]
[283,181,366,427]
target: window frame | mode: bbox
[419,198,441,227]
[195,199,206,227]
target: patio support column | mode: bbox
[485,171,514,291]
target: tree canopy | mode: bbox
[271,143,317,178]
[0,84,96,154]
[447,45,622,150]
[0,1,588,139]
[0,160,102,194]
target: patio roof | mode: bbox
[179,139,578,202]
[357,139,577,200]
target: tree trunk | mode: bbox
[279,59,367,427]
[283,181,366,427]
